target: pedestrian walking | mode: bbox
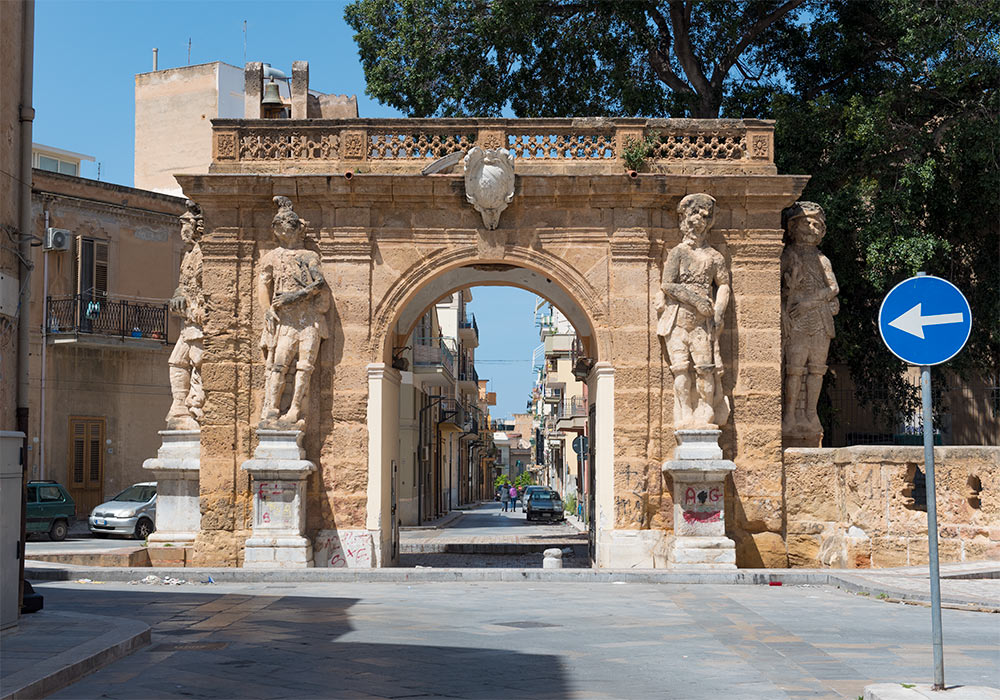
[509,484,518,511]
[500,483,510,512]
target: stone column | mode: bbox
[143,430,201,553]
[589,362,616,566]
[365,363,400,567]
[662,430,736,568]
[241,430,315,568]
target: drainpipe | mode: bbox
[39,210,48,479]
[17,0,36,615]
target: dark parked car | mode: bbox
[26,481,75,541]
[525,489,565,522]
[520,485,547,512]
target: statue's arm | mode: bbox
[661,250,713,314]
[820,254,840,315]
[713,262,731,328]
[258,257,274,316]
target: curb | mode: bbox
[24,563,1000,609]
[1,611,150,700]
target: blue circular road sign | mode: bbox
[878,275,972,366]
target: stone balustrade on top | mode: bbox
[210,118,776,176]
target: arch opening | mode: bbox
[366,260,615,569]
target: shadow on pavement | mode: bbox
[40,586,571,699]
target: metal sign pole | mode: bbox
[920,364,945,690]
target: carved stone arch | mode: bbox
[370,244,610,365]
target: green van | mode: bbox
[26,481,76,541]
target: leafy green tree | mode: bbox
[347,0,1000,430]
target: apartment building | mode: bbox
[530,302,589,503]
[396,289,493,524]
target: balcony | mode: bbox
[458,361,479,393]
[458,313,479,348]
[543,388,562,404]
[555,396,588,434]
[412,337,456,387]
[46,295,168,349]
[437,397,472,433]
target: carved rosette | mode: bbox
[463,147,515,231]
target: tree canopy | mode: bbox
[346,0,1000,434]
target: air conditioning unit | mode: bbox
[44,228,72,252]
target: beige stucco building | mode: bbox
[26,170,186,516]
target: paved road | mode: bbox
[403,500,582,541]
[37,580,999,699]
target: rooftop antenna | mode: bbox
[242,20,247,64]
[152,47,158,71]
[187,37,191,65]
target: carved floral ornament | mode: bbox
[463,147,515,231]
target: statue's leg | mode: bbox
[805,363,828,433]
[167,338,197,428]
[284,329,320,424]
[186,339,205,422]
[666,331,694,428]
[690,327,716,427]
[262,333,294,421]
[784,366,806,431]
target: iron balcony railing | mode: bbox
[560,396,587,418]
[413,336,457,374]
[459,313,478,337]
[46,294,168,342]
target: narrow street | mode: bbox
[400,501,589,568]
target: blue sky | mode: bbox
[33,0,541,420]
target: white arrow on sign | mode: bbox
[888,303,965,339]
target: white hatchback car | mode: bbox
[89,482,157,539]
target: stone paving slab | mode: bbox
[0,610,150,700]
[29,580,1000,699]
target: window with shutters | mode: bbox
[76,237,109,299]
[68,417,104,488]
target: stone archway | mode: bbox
[365,254,616,567]
[175,117,808,569]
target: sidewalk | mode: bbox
[1,609,149,700]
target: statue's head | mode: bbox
[678,193,716,243]
[272,195,307,246]
[179,200,203,245]
[784,201,826,245]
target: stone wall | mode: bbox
[786,446,999,568]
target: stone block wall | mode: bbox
[785,446,999,568]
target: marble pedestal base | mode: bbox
[663,430,737,569]
[240,430,315,569]
[142,430,201,548]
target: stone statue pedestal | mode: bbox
[240,430,315,568]
[142,430,201,549]
[662,430,736,569]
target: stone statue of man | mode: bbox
[165,200,206,430]
[655,193,731,430]
[258,196,329,429]
[781,201,839,436]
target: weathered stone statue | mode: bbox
[781,201,839,437]
[656,193,731,430]
[165,201,206,430]
[258,196,329,429]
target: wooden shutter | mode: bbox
[71,420,86,485]
[94,241,109,298]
